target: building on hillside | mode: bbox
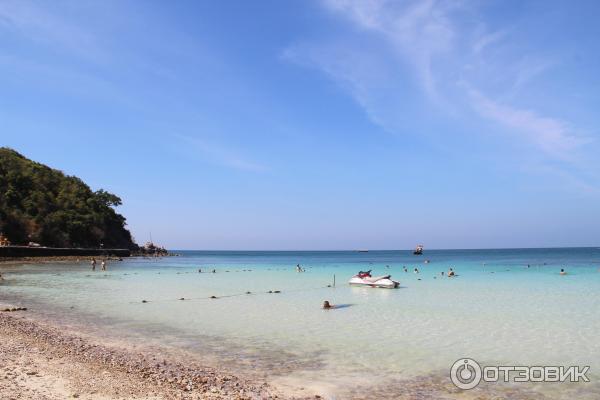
[0,233,11,247]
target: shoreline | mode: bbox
[0,256,121,265]
[0,310,314,399]
[0,255,166,265]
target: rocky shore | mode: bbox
[0,312,315,400]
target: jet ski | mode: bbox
[348,270,400,289]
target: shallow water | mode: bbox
[2,248,600,398]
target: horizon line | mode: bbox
[167,246,599,252]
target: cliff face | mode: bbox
[0,147,137,249]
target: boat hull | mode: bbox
[348,277,399,289]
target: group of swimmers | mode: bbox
[400,265,456,277]
[90,258,107,271]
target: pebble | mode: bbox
[0,308,320,400]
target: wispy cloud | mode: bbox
[473,29,508,54]
[285,0,597,189]
[467,88,587,160]
[175,134,267,172]
[323,0,456,102]
[0,0,104,62]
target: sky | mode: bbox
[1,0,600,250]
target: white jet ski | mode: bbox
[348,270,399,289]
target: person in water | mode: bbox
[560,268,567,275]
[323,300,334,309]
[101,259,107,271]
[91,258,96,271]
[414,268,419,274]
[403,266,408,273]
[448,268,455,277]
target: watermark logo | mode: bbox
[450,358,482,389]
[450,358,590,390]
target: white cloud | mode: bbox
[467,88,587,160]
[473,29,508,54]
[323,0,456,101]
[285,0,594,169]
[0,0,104,62]
[175,134,267,172]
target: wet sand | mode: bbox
[0,310,315,400]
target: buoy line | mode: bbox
[130,284,334,305]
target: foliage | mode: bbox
[0,147,137,249]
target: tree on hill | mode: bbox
[0,147,138,249]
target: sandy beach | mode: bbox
[0,309,313,400]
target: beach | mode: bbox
[1,249,600,399]
[0,309,306,400]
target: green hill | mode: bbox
[0,147,137,249]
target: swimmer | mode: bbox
[101,259,106,271]
[560,268,567,275]
[323,300,334,309]
[403,266,408,273]
[212,269,216,273]
[448,268,455,277]
[414,268,419,274]
[91,258,96,271]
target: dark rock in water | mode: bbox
[274,290,281,293]
[2,307,27,312]
[246,291,251,294]
[179,298,185,301]
[210,296,217,299]
[267,291,273,293]
[142,300,148,303]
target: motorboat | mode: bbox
[348,270,399,289]
[413,244,424,255]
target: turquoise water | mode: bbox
[2,248,600,398]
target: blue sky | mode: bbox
[1,0,599,250]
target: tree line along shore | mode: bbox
[0,147,169,259]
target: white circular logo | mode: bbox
[450,358,482,390]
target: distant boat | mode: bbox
[413,245,424,255]
[357,249,369,253]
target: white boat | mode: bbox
[348,270,399,289]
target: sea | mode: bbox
[1,248,599,399]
